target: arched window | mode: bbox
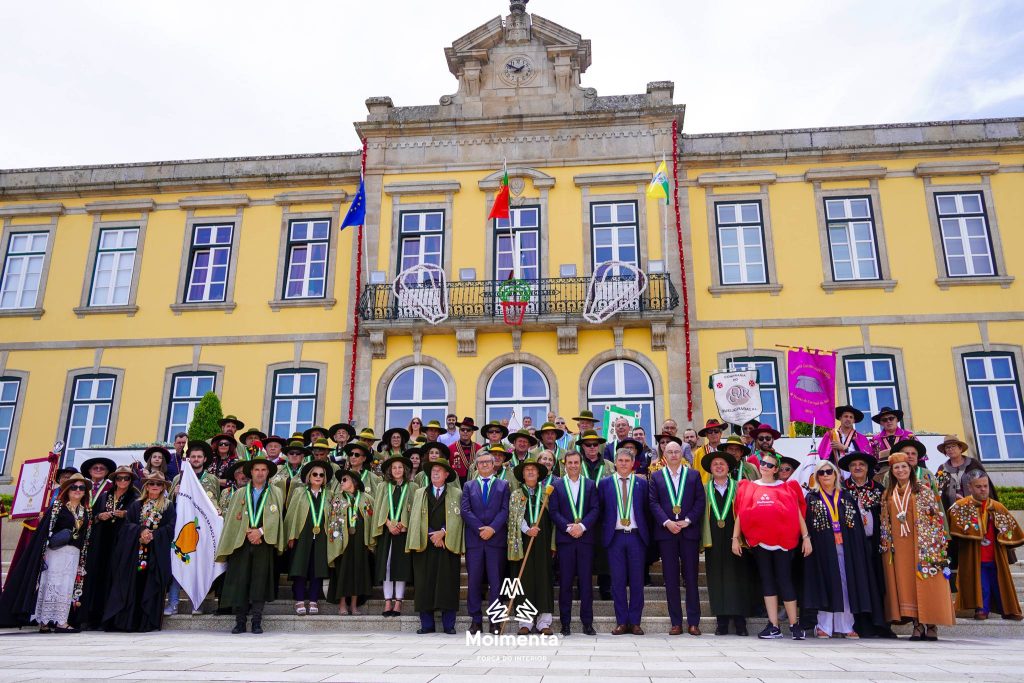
[385,366,449,429]
[587,360,655,438]
[485,363,550,428]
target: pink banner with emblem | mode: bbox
[786,349,836,426]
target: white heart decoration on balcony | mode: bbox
[582,261,649,324]
[391,264,450,324]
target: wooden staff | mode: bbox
[499,484,555,635]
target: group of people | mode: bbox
[1,406,1021,642]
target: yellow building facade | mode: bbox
[1,3,1023,490]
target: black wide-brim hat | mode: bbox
[187,440,213,462]
[835,405,865,423]
[701,449,739,474]
[419,441,449,457]
[513,457,550,483]
[143,445,171,464]
[380,454,413,478]
[425,457,457,483]
[509,430,539,448]
[838,451,876,474]
[303,425,328,443]
[344,442,372,459]
[337,469,365,492]
[300,460,334,485]
[378,427,411,450]
[328,423,357,442]
[778,455,801,471]
[482,421,510,439]
[80,456,117,476]
[210,433,238,449]
[263,436,288,449]
[224,459,249,482]
[219,415,245,431]
[892,438,927,462]
[242,457,279,479]
[871,406,904,424]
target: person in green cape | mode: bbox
[508,457,556,635]
[271,440,307,507]
[219,460,249,516]
[407,458,464,634]
[284,461,334,615]
[345,442,381,497]
[700,450,759,636]
[215,456,286,634]
[327,470,375,615]
[372,453,419,617]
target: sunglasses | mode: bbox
[114,476,133,482]
[818,470,836,476]
[68,484,88,491]
[459,427,472,432]
[146,482,164,488]
[582,442,599,447]
[759,460,778,469]
[756,436,774,442]
[310,472,326,478]
[881,416,898,422]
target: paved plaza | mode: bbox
[0,629,1019,682]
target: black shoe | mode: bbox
[582,624,597,636]
[736,626,749,637]
[714,623,728,636]
[560,624,571,636]
[488,624,501,635]
[878,628,898,639]
[251,618,263,634]
[758,624,782,639]
[444,627,457,635]
[469,622,482,634]
[790,624,805,641]
[231,618,246,634]
[416,627,436,634]
[599,591,612,601]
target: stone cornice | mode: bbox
[914,160,1000,177]
[176,194,250,210]
[697,171,777,187]
[83,199,156,214]
[0,152,361,200]
[573,171,651,187]
[273,190,347,205]
[383,181,462,196]
[804,165,888,182]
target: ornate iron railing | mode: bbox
[358,273,678,323]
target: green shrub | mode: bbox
[791,421,828,438]
[996,486,1024,510]
[188,392,224,442]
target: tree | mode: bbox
[188,392,223,442]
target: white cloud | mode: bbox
[0,0,1019,168]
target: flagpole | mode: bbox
[661,154,669,265]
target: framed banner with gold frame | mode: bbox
[10,456,57,519]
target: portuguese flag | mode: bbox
[488,161,510,220]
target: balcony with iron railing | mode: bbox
[358,273,679,327]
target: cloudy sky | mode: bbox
[1,0,1021,169]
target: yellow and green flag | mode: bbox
[646,160,670,204]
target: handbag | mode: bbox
[48,529,72,550]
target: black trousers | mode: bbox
[751,547,797,603]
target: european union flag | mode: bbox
[341,177,366,229]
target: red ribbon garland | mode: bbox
[671,119,693,420]
[347,140,368,423]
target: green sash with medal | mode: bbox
[614,473,635,527]
[662,466,688,519]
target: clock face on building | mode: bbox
[500,55,535,86]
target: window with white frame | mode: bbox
[728,356,781,428]
[184,223,233,303]
[0,377,20,471]
[270,370,318,437]
[591,201,639,275]
[0,232,49,310]
[825,197,880,281]
[844,354,901,433]
[397,211,444,284]
[64,374,116,463]
[485,363,550,427]
[165,372,216,441]
[284,219,330,299]
[495,207,540,282]
[935,193,996,277]
[715,202,767,285]
[587,359,655,438]
[963,353,1024,460]
[384,365,449,429]
[89,228,139,306]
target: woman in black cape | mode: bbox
[102,472,177,632]
[0,474,94,631]
[802,460,885,638]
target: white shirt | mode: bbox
[438,430,459,447]
[661,465,691,526]
[614,476,638,531]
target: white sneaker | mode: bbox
[163,604,178,616]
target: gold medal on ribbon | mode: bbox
[717,520,726,529]
[672,505,681,515]
[313,526,321,535]
[574,518,581,524]
[620,518,630,527]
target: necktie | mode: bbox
[482,478,490,504]
[620,477,629,521]
[435,487,442,498]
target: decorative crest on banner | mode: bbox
[710,370,762,426]
[583,262,649,324]
[786,348,837,426]
[391,264,449,325]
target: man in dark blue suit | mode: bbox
[460,445,511,635]
[548,450,599,636]
[599,447,649,635]
[649,440,707,635]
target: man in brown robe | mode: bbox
[948,470,1024,620]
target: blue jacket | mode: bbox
[648,465,705,542]
[460,475,511,550]
[598,473,650,547]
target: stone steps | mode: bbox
[163,613,1024,638]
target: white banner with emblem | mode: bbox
[710,370,763,426]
